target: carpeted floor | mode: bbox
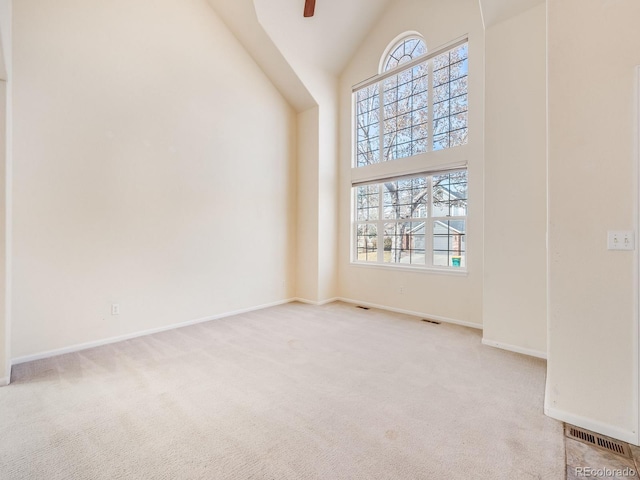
[0,301,564,479]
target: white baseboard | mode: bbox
[336,297,482,330]
[12,298,297,366]
[293,297,339,306]
[11,296,479,365]
[545,404,639,445]
[0,377,9,387]
[481,338,547,359]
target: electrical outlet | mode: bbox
[399,286,405,294]
[607,231,635,251]
[111,303,120,315]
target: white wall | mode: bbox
[0,79,6,383]
[547,0,640,444]
[11,0,297,358]
[317,93,339,303]
[296,107,320,301]
[483,3,547,356]
[254,3,339,304]
[338,0,485,326]
[0,0,10,384]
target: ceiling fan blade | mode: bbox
[304,0,316,17]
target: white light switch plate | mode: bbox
[607,231,635,250]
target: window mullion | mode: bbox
[353,189,357,262]
[352,94,356,168]
[426,175,433,268]
[428,59,434,152]
[377,185,384,263]
[378,80,384,164]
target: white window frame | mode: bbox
[350,34,470,274]
[351,170,468,272]
[380,34,427,73]
[353,36,468,168]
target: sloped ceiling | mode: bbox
[207,0,543,109]
[207,0,393,110]
[479,0,544,28]
[252,0,392,75]
[206,0,315,111]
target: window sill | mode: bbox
[349,261,468,276]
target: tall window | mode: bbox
[352,35,469,270]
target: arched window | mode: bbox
[381,36,427,73]
[355,34,468,167]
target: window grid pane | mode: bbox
[384,222,426,265]
[433,43,468,151]
[356,223,378,262]
[383,63,429,162]
[433,171,468,217]
[356,185,380,221]
[433,220,466,268]
[354,41,468,168]
[383,177,428,220]
[355,84,380,167]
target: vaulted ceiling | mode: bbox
[206,0,392,110]
[252,0,392,75]
[206,0,545,111]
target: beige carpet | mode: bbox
[0,302,564,479]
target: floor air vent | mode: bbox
[356,306,370,310]
[565,424,631,458]
[422,319,441,325]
